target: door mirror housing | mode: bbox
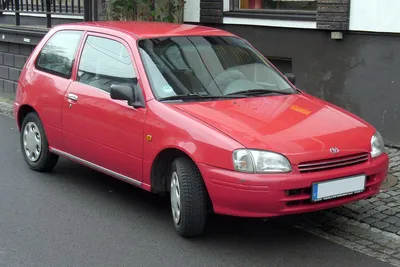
[284,73,296,85]
[110,83,143,108]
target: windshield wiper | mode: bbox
[159,93,245,101]
[225,89,295,96]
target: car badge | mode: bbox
[330,147,339,154]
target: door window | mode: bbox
[35,30,83,79]
[77,35,137,93]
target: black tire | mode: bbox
[170,157,207,237]
[20,112,59,172]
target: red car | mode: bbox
[14,21,389,237]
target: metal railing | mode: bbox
[0,0,97,27]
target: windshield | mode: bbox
[138,36,296,100]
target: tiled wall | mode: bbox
[0,42,35,94]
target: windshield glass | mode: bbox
[138,36,296,100]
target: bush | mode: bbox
[105,0,185,23]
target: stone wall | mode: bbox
[0,42,35,95]
[0,16,76,96]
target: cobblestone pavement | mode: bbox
[337,147,400,235]
[289,146,400,266]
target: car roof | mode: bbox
[54,21,236,40]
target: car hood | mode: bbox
[169,93,375,165]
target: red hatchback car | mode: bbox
[14,21,389,237]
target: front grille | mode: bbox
[298,153,369,173]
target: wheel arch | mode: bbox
[17,104,38,131]
[150,147,195,194]
[150,147,214,211]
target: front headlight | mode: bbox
[371,131,384,158]
[233,149,292,173]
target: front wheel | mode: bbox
[170,157,207,237]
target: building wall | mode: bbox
[0,42,36,94]
[349,0,400,33]
[0,16,77,95]
[215,24,400,146]
[184,0,200,22]
[215,0,400,34]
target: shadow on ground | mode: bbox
[50,157,323,239]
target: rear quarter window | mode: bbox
[35,30,83,79]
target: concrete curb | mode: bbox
[0,99,13,119]
[382,174,398,190]
[293,215,400,266]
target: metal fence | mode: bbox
[0,0,97,27]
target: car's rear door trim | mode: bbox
[50,147,142,187]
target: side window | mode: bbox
[36,30,83,79]
[77,35,136,93]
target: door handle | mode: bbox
[67,93,78,101]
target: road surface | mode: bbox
[0,114,393,267]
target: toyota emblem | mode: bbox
[330,147,339,154]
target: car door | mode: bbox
[60,32,145,183]
[30,30,84,150]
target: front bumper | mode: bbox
[198,153,389,218]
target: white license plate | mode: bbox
[311,175,366,202]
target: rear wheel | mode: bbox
[170,157,207,237]
[20,112,59,172]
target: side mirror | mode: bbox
[110,84,143,108]
[284,73,296,85]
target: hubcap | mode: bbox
[23,122,42,162]
[170,171,181,224]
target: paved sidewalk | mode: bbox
[330,147,400,234]
[342,147,400,234]
[290,147,400,266]
[0,96,13,118]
